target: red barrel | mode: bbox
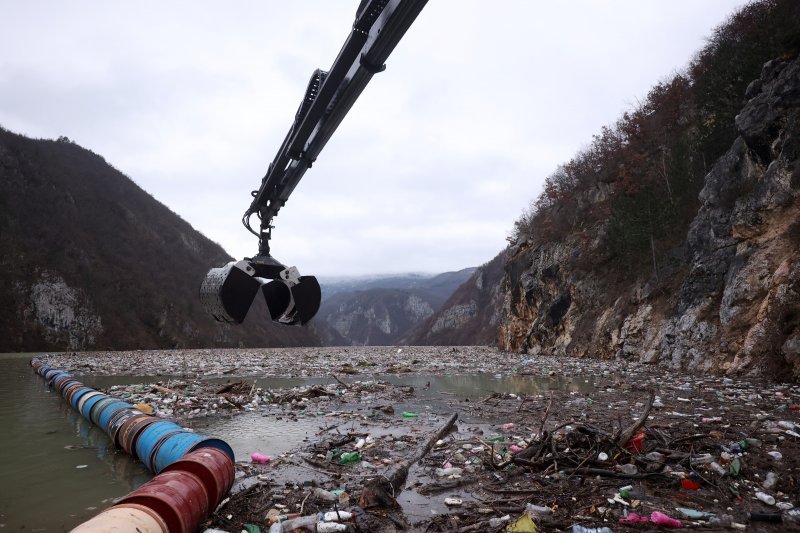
[161,448,235,508]
[116,470,210,533]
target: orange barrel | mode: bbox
[62,381,85,402]
[31,359,44,371]
[162,447,234,508]
[119,415,160,456]
[116,470,210,533]
[107,408,145,447]
[151,433,235,475]
[70,502,167,532]
[54,376,80,395]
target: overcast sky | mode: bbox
[1,1,749,277]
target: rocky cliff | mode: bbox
[0,128,319,351]
[500,56,800,380]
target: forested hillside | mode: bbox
[0,129,319,351]
[500,0,800,378]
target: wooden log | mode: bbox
[359,413,458,508]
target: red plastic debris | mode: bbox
[790,405,800,411]
[681,478,701,490]
[619,512,649,524]
[625,432,646,453]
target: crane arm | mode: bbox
[201,0,427,327]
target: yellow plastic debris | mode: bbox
[134,403,154,415]
[506,514,537,532]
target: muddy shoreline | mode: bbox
[41,347,800,532]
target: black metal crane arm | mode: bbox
[201,0,427,328]
[245,0,428,256]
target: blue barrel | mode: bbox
[80,393,109,421]
[135,422,184,466]
[97,401,135,434]
[45,370,67,385]
[69,387,95,410]
[37,364,50,376]
[152,433,235,473]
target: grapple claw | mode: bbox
[201,259,321,326]
[199,260,260,324]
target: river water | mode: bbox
[0,354,151,531]
[1,353,595,531]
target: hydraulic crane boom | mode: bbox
[200,0,427,327]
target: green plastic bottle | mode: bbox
[339,451,362,464]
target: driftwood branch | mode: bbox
[616,389,655,448]
[359,413,458,508]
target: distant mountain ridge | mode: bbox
[315,269,477,345]
[0,128,319,351]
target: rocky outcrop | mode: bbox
[500,56,800,380]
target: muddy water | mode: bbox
[2,354,595,530]
[0,354,151,531]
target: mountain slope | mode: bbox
[316,269,476,345]
[0,129,319,351]
[499,0,800,379]
[404,251,506,346]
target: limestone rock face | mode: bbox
[499,56,800,380]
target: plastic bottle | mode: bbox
[435,467,463,477]
[251,452,271,464]
[526,503,553,516]
[317,522,347,532]
[710,462,727,476]
[401,411,417,418]
[690,453,714,465]
[571,526,615,533]
[313,488,338,502]
[755,491,776,505]
[280,515,318,532]
[322,511,353,521]
[339,451,362,464]
[616,464,638,475]
[650,511,682,527]
[488,516,511,528]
